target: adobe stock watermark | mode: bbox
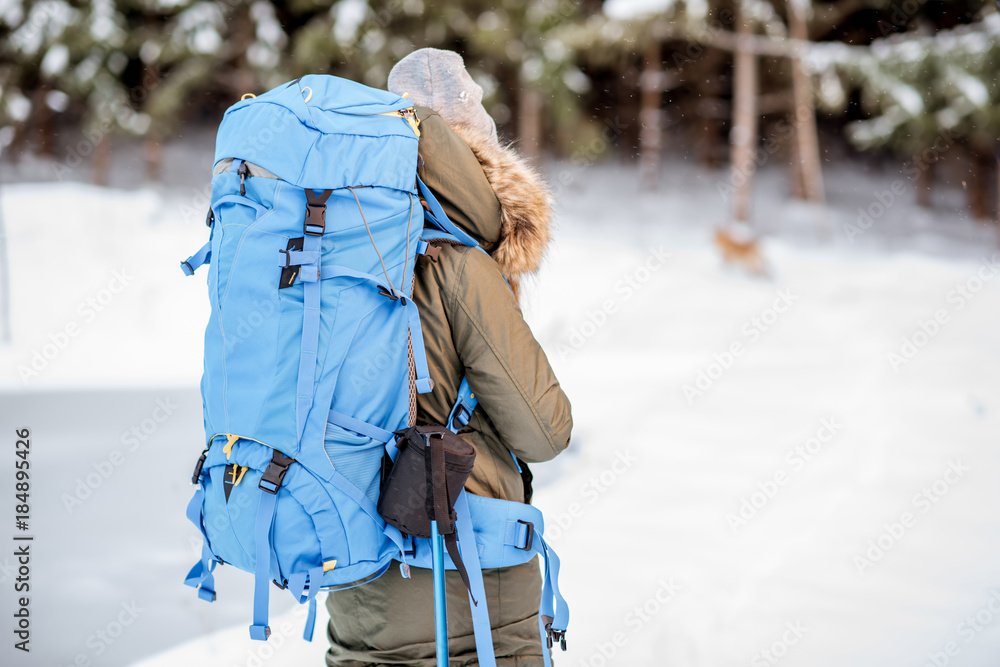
[557,246,671,360]
[8,2,64,52]
[920,591,1000,667]
[853,460,969,575]
[750,621,809,667]
[669,8,735,71]
[843,127,960,244]
[888,254,999,371]
[234,604,310,667]
[52,68,163,180]
[61,398,178,513]
[727,417,843,533]
[55,600,144,667]
[549,115,628,199]
[0,555,17,585]
[545,449,638,543]
[683,288,799,403]
[186,467,257,559]
[717,107,812,204]
[577,578,682,667]
[225,299,278,353]
[17,269,134,383]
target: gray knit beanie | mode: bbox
[388,48,498,144]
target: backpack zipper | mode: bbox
[336,107,420,137]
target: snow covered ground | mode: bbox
[0,157,998,667]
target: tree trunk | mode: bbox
[731,3,759,224]
[33,85,55,157]
[789,131,806,199]
[639,41,663,189]
[915,161,932,208]
[145,132,162,182]
[690,48,729,169]
[996,160,1000,234]
[700,114,723,168]
[518,87,543,161]
[968,149,992,221]
[787,0,824,204]
[232,9,257,98]
[93,134,111,186]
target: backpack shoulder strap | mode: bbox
[417,176,480,248]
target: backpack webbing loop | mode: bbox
[250,488,277,640]
[295,189,333,441]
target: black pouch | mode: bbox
[378,425,478,600]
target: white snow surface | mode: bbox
[1,158,999,667]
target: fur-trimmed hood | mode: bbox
[449,123,553,286]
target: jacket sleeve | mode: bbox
[446,248,572,463]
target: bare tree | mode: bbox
[640,41,664,188]
[731,1,759,224]
[787,0,825,205]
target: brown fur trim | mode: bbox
[450,124,553,286]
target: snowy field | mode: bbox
[0,157,998,667]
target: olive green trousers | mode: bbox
[325,557,547,667]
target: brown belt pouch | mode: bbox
[378,425,478,600]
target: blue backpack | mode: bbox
[179,75,568,665]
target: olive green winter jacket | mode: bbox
[411,107,572,503]
[325,108,572,666]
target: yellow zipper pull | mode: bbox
[223,433,239,460]
[401,108,420,137]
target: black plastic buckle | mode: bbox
[515,520,534,551]
[304,204,326,236]
[205,208,215,228]
[258,452,294,494]
[279,248,292,267]
[543,618,567,651]
[181,260,194,275]
[191,448,209,484]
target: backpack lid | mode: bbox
[214,74,419,192]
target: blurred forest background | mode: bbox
[2,0,1000,221]
[3,5,1000,665]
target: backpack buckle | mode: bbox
[191,448,209,484]
[515,520,534,551]
[543,616,567,651]
[423,244,441,262]
[304,204,326,236]
[258,451,295,494]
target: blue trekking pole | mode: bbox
[430,520,449,665]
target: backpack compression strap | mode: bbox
[444,389,569,667]
[295,189,333,442]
